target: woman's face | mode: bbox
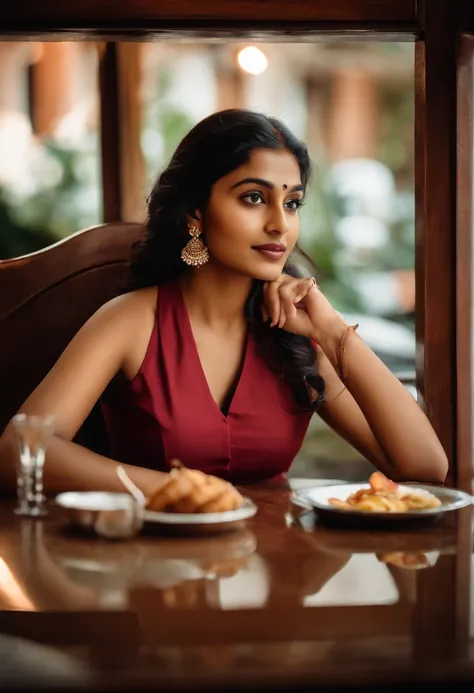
[200,148,305,282]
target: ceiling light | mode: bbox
[237,46,268,75]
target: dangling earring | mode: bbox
[181,225,209,267]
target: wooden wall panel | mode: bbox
[99,43,146,223]
[456,35,474,493]
[98,44,121,223]
[414,0,457,483]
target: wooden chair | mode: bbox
[0,222,144,452]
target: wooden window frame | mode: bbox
[0,0,471,493]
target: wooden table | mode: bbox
[0,481,473,690]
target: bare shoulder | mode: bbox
[10,286,160,438]
[95,286,158,327]
[101,287,159,380]
[45,285,159,382]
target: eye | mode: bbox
[285,198,304,211]
[241,191,264,205]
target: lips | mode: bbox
[252,243,286,261]
[252,244,286,252]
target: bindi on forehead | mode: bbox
[282,184,288,190]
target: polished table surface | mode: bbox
[0,480,473,689]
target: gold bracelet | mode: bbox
[327,385,347,403]
[336,324,359,381]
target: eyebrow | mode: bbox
[231,177,304,193]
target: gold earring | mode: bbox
[181,225,209,267]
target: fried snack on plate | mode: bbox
[399,493,441,510]
[146,465,205,511]
[377,551,431,569]
[369,471,399,494]
[328,471,441,514]
[146,460,244,514]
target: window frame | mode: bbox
[0,0,470,491]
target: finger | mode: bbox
[277,302,287,329]
[261,304,270,323]
[292,277,318,304]
[263,281,281,327]
[278,285,297,327]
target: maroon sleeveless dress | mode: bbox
[101,282,313,484]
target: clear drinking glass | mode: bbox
[12,413,55,517]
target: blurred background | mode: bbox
[0,40,415,481]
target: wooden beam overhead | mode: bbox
[459,0,474,33]
[0,0,417,39]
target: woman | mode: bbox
[0,109,448,496]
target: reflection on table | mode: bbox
[0,480,471,688]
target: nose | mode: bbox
[263,204,289,237]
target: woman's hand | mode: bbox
[261,281,448,486]
[262,274,345,343]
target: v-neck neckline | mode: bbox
[176,283,250,422]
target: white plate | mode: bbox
[288,478,346,491]
[143,497,258,533]
[292,482,473,527]
[56,491,134,511]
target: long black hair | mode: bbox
[127,109,325,410]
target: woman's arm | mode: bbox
[315,346,447,483]
[264,275,448,484]
[0,430,166,495]
[313,320,448,483]
[0,290,167,495]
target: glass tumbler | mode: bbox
[12,413,55,517]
